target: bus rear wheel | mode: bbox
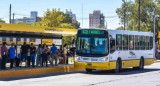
[86,69,92,73]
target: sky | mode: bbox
[0,0,123,29]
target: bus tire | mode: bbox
[113,59,121,73]
[139,58,144,70]
[86,69,92,73]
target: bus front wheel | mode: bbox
[113,60,121,73]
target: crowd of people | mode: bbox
[0,42,76,70]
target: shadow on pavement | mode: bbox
[0,68,160,81]
[86,68,160,75]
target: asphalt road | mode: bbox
[0,63,160,86]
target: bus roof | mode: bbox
[78,28,153,36]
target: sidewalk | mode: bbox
[0,63,84,79]
[154,60,160,63]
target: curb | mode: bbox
[154,60,160,63]
[0,65,85,79]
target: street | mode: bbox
[0,62,160,86]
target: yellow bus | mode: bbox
[74,29,154,72]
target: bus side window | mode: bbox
[146,36,149,50]
[129,35,134,50]
[140,36,145,50]
[135,35,139,50]
[116,34,122,50]
[122,35,128,50]
[110,38,115,53]
[150,37,153,49]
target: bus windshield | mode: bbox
[76,37,108,56]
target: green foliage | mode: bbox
[41,9,65,27]
[17,22,42,26]
[97,24,106,29]
[116,0,158,32]
[116,26,124,30]
[62,14,72,23]
[40,8,80,29]
[72,21,80,29]
[60,23,74,29]
[62,36,74,46]
[0,19,5,23]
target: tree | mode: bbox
[116,0,160,41]
[0,19,5,23]
[40,9,65,27]
[72,21,80,29]
[116,26,124,30]
[116,0,156,32]
[62,14,72,23]
[97,24,106,29]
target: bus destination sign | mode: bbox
[81,30,104,35]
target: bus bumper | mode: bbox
[74,61,116,70]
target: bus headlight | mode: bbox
[75,56,80,61]
[101,57,108,61]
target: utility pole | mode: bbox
[9,4,11,24]
[126,0,128,30]
[153,8,156,59]
[138,0,140,31]
[82,4,83,28]
[13,13,15,24]
[123,0,126,30]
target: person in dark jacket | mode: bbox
[1,42,8,70]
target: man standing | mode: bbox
[30,43,36,68]
[1,42,8,70]
[70,44,76,62]
[51,44,58,66]
[20,42,28,67]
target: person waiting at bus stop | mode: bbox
[51,43,58,66]
[69,44,76,62]
[1,42,8,70]
[36,44,42,66]
[63,44,68,65]
[20,42,28,67]
[42,44,49,67]
[9,43,16,69]
[30,43,36,68]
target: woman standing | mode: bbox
[36,44,42,66]
[9,43,16,69]
[42,44,48,67]
[63,44,67,65]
